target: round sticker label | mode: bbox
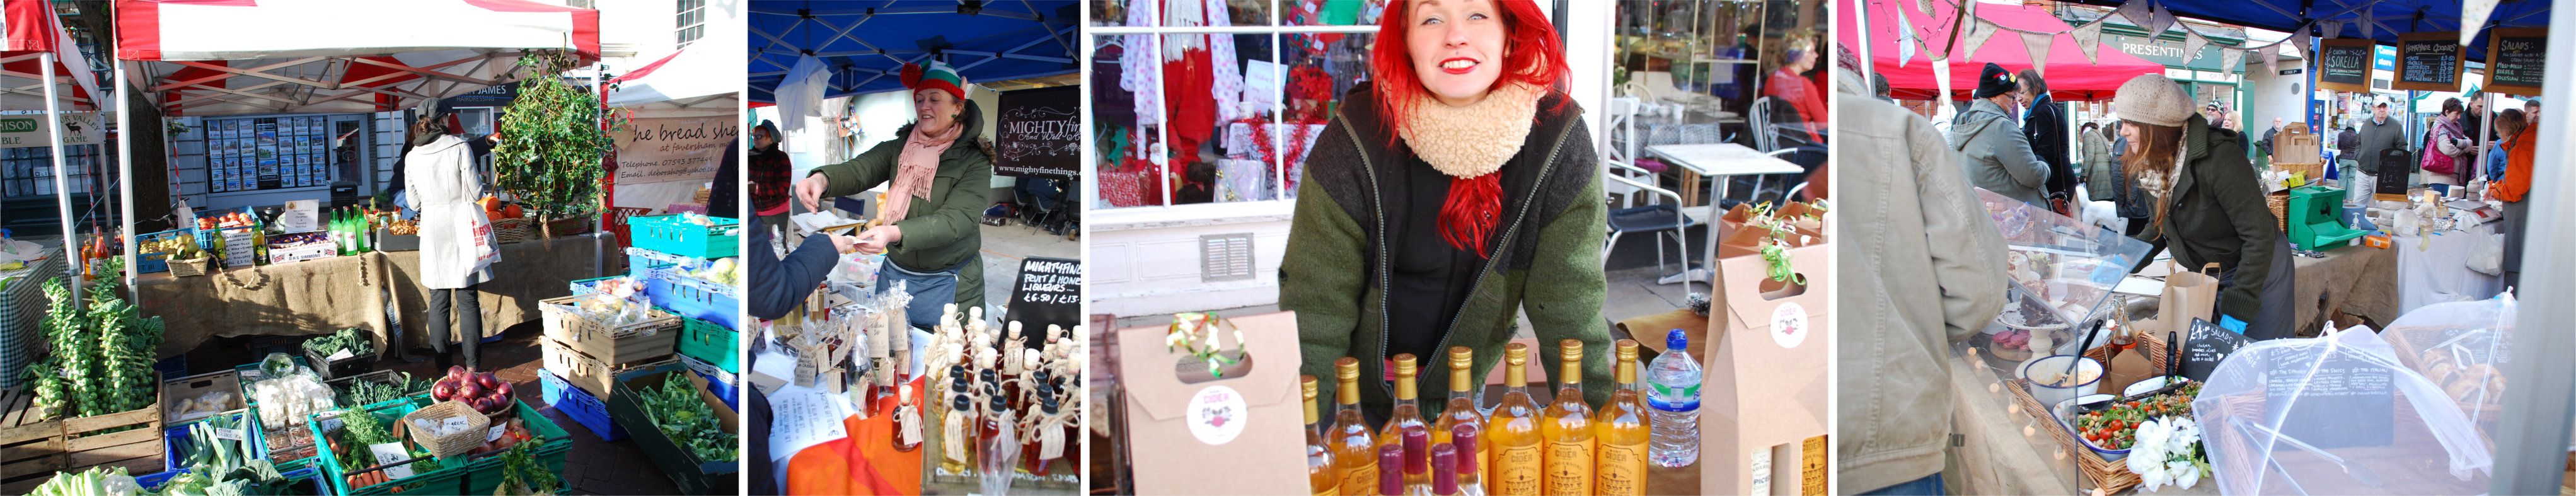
[1770,302,1810,349]
[1185,384,1249,445]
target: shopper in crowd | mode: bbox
[1281,0,1612,421]
[2115,74,2294,339]
[2103,121,2151,237]
[2258,117,2283,158]
[2355,100,2413,173]
[746,228,862,320]
[1949,63,2050,207]
[2463,95,2488,144]
[2019,69,2074,214]
[2423,98,2474,188]
[2079,121,2112,207]
[2488,109,2534,290]
[1836,59,2008,496]
[749,120,792,232]
[401,101,499,371]
[791,61,996,330]
[2202,101,2226,129]
[2336,125,2360,161]
[1765,35,1829,147]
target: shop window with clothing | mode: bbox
[1090,0,1348,211]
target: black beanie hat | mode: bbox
[1974,62,2019,99]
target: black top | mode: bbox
[1387,158,1484,362]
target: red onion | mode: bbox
[477,372,500,389]
[432,379,458,400]
[492,381,514,400]
[457,381,483,400]
[447,366,470,383]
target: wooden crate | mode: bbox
[0,378,170,493]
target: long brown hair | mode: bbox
[2122,120,2185,239]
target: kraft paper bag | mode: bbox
[2161,262,2221,337]
[1704,239,1832,495]
[1116,313,1307,495]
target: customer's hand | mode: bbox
[794,174,831,211]
[828,234,863,254]
[853,225,902,255]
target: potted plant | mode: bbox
[492,51,628,239]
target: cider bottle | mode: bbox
[1593,340,1651,495]
[1305,375,1342,495]
[1539,340,1595,495]
[1483,344,1543,495]
[1378,354,1431,458]
[1331,357,1382,495]
[1450,424,1488,495]
[1430,347,1488,474]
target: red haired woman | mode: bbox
[1281,0,1612,425]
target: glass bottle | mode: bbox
[1377,444,1405,496]
[941,394,974,475]
[1331,357,1382,496]
[1431,444,1460,496]
[1484,344,1543,495]
[1450,425,1488,495]
[1593,340,1651,496]
[891,379,921,453]
[1378,354,1430,458]
[1305,375,1342,496]
[1539,340,1595,495]
[977,394,1018,494]
[1402,425,1432,495]
[1430,347,1488,475]
[1018,389,1057,475]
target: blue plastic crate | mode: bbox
[165,412,263,473]
[645,266,741,330]
[538,367,626,442]
[678,354,738,411]
[136,469,185,490]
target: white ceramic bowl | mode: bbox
[2020,355,2104,407]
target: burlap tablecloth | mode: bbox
[2289,246,2400,336]
[141,236,603,357]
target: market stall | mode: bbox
[136,234,601,357]
[0,0,104,390]
[1840,0,2164,101]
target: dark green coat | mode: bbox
[807,100,993,313]
[2149,113,2282,323]
[1281,85,1614,418]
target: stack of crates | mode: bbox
[540,214,740,446]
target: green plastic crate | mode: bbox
[234,356,323,472]
[676,316,738,374]
[459,399,572,495]
[628,214,739,259]
[231,355,316,409]
[311,398,466,496]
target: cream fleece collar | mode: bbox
[1397,83,1544,178]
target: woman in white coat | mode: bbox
[404,105,500,371]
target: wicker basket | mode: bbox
[2008,379,2144,494]
[170,256,216,277]
[2267,191,2292,231]
[2275,161,2326,182]
[399,400,494,458]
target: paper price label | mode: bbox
[368,442,417,480]
[328,348,355,361]
[899,406,922,446]
[212,427,247,442]
[1039,427,1065,460]
[238,369,264,381]
[442,417,471,435]
[487,425,507,443]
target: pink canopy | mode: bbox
[1842,1,2163,101]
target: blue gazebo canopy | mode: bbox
[748,0,1078,103]
[2063,0,2551,62]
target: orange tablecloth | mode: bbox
[785,377,927,495]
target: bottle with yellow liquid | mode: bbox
[1539,340,1595,495]
[1305,375,1342,496]
[1593,340,1651,495]
[1379,354,1432,458]
[1450,424,1488,495]
[1331,357,1382,495]
[1483,343,1544,495]
[1430,347,1488,475]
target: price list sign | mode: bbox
[2394,32,2465,92]
[2315,38,2377,93]
[1002,257,1082,340]
[2485,28,2549,96]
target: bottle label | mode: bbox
[1339,461,1378,496]
[1649,383,1702,412]
[1596,442,1646,496]
[1494,443,1542,495]
[1543,438,1593,495]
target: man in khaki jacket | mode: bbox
[1834,63,2010,495]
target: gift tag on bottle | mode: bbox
[899,405,922,446]
[369,442,417,479]
[1039,427,1065,460]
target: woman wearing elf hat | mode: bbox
[792,61,995,328]
[1279,0,1614,421]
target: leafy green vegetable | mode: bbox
[337,372,424,407]
[300,328,373,358]
[21,278,166,421]
[29,466,135,496]
[492,440,561,495]
[638,376,736,463]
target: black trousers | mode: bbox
[426,282,482,371]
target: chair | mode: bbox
[1604,97,1663,209]
[1747,96,1778,152]
[1605,161,1704,285]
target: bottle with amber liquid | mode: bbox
[1377,444,1406,496]
[1430,444,1462,496]
[1593,340,1651,495]
[1379,354,1432,456]
[1450,424,1488,495]
[1305,375,1343,495]
[1402,426,1432,495]
[1483,343,1544,495]
[1430,347,1487,474]
[1331,357,1383,495]
[1539,340,1595,495]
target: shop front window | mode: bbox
[204,115,333,192]
[1088,0,1385,211]
[1,145,102,199]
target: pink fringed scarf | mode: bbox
[882,121,965,222]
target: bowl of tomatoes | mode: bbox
[2060,382,2202,462]
[2054,395,2129,461]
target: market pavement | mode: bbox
[975,220,1082,316]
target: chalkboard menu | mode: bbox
[2262,347,2395,449]
[2179,318,2251,381]
[1002,256,1082,342]
[2315,38,2376,93]
[2393,32,2464,92]
[992,86,1080,178]
[2485,28,2549,96]
[2374,147,2415,200]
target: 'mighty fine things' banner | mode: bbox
[613,116,739,184]
[993,86,1080,178]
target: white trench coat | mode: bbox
[403,135,499,289]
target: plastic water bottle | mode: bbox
[1646,328,1702,467]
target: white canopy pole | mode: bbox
[119,60,139,301]
[2492,4,2576,492]
[41,52,81,309]
[594,66,607,279]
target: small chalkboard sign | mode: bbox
[2393,32,2464,92]
[2316,38,2376,93]
[2179,318,2250,381]
[1002,257,1082,345]
[2374,147,2415,200]
[2485,28,2548,96]
[2263,347,2396,449]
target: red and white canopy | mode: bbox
[1,0,105,111]
[115,0,599,116]
[604,27,740,118]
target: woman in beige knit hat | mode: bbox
[2113,74,2296,339]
